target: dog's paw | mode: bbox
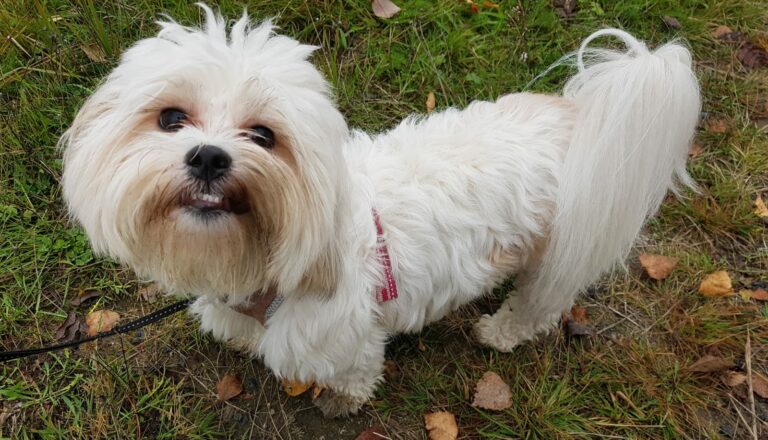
[313,389,367,418]
[474,313,524,353]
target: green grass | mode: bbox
[1,0,767,438]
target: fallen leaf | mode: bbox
[562,305,593,337]
[639,254,678,280]
[55,312,87,343]
[712,25,733,39]
[750,288,768,301]
[570,305,588,324]
[69,289,101,306]
[384,359,399,380]
[754,194,768,219]
[687,355,735,373]
[418,339,427,352]
[661,16,682,30]
[138,283,161,303]
[688,143,703,157]
[752,373,768,398]
[737,40,768,70]
[372,0,400,19]
[85,310,120,336]
[471,371,512,410]
[216,374,243,401]
[482,1,500,9]
[424,411,458,440]
[281,378,313,397]
[426,92,436,113]
[80,44,106,63]
[698,271,734,297]
[466,0,479,14]
[722,371,747,387]
[706,119,728,133]
[355,426,387,440]
[552,0,577,18]
[311,384,326,400]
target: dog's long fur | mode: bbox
[61,6,700,416]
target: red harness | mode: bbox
[233,209,398,324]
[373,208,398,303]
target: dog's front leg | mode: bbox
[312,346,386,417]
[189,298,265,354]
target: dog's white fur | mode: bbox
[61,6,700,416]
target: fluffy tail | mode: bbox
[527,29,700,316]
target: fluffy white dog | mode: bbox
[61,5,700,416]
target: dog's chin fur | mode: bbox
[61,6,701,417]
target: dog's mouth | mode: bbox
[179,190,250,216]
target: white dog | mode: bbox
[61,5,699,416]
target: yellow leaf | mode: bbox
[85,310,120,336]
[424,411,458,440]
[754,194,768,219]
[698,271,734,297]
[281,379,313,397]
[426,92,436,113]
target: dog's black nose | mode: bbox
[185,145,231,183]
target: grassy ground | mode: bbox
[1,0,767,438]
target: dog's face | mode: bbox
[61,8,348,300]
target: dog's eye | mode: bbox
[159,108,187,131]
[248,126,275,149]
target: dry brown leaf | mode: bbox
[698,271,734,297]
[722,371,747,387]
[80,44,106,63]
[424,411,458,440]
[639,254,678,280]
[562,305,593,337]
[688,143,703,157]
[138,283,161,303]
[426,92,436,113]
[706,119,728,133]
[281,378,313,397]
[418,339,427,352]
[570,305,588,324]
[372,0,400,19]
[750,288,768,301]
[355,426,387,440]
[738,40,768,70]
[85,310,120,336]
[552,0,577,18]
[661,16,682,30]
[69,289,101,306]
[465,0,480,14]
[482,1,500,9]
[55,312,87,343]
[216,374,243,401]
[754,194,768,219]
[311,384,326,400]
[713,25,733,39]
[687,355,735,373]
[471,371,512,410]
[752,373,768,398]
[384,359,399,380]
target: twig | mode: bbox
[745,330,758,440]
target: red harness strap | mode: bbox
[373,209,398,303]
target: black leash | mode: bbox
[0,299,192,363]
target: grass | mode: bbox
[1,0,767,438]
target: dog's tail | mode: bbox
[525,29,699,318]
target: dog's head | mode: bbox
[61,5,348,301]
